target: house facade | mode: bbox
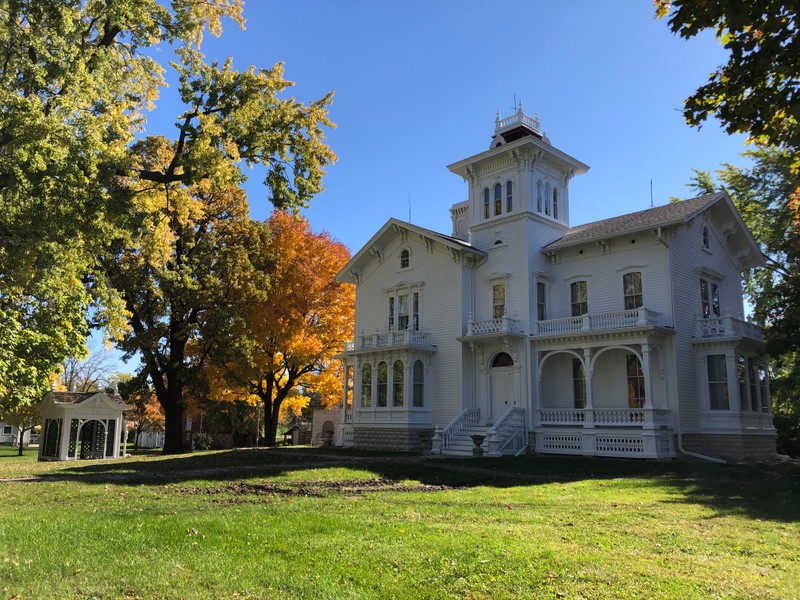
[335,106,776,462]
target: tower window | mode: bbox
[493,283,506,319]
[537,180,543,212]
[553,187,558,219]
[545,182,551,216]
[506,181,513,212]
[483,188,490,219]
[494,183,502,216]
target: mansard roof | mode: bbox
[336,218,486,284]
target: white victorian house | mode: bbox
[334,107,776,463]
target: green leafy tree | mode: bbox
[685,146,800,454]
[0,401,41,456]
[655,1,800,156]
[0,0,247,410]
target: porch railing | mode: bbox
[540,407,671,428]
[533,307,662,336]
[431,408,480,454]
[486,407,527,457]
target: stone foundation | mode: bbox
[527,431,536,455]
[681,432,778,463]
[354,427,435,452]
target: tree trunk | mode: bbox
[162,399,185,454]
[17,428,24,457]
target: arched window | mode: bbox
[413,360,424,407]
[545,182,551,215]
[537,180,543,212]
[627,355,645,408]
[494,183,502,216]
[492,352,514,368]
[392,360,404,407]
[702,226,710,249]
[400,249,410,269]
[361,363,372,407]
[483,188,490,219]
[377,361,387,407]
[552,187,558,219]
[506,181,513,212]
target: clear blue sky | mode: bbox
[142,0,747,251]
[109,0,747,373]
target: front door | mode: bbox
[490,368,516,424]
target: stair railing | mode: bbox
[486,407,526,457]
[431,408,480,454]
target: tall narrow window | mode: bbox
[494,183,502,216]
[570,281,588,316]
[536,180,543,212]
[702,226,710,249]
[413,360,424,407]
[388,297,395,331]
[506,181,513,212]
[758,361,769,412]
[573,359,586,409]
[493,283,506,319]
[737,355,748,410]
[536,282,547,321]
[398,294,410,330]
[412,291,419,331]
[747,357,759,412]
[545,182,551,215]
[623,272,643,310]
[392,360,404,407]
[400,249,410,269]
[361,363,372,407]
[483,188,490,219]
[700,279,720,318]
[627,355,645,409]
[707,354,729,410]
[552,187,559,219]
[377,362,387,407]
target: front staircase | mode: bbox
[431,407,527,457]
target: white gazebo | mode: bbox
[38,391,130,461]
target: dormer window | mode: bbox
[494,183,502,216]
[483,188,490,219]
[506,181,513,212]
[400,249,410,269]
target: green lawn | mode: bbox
[0,447,797,599]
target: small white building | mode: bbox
[38,391,130,461]
[334,107,776,463]
[0,422,31,447]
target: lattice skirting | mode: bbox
[535,430,676,459]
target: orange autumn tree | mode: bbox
[211,210,354,446]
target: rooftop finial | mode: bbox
[517,100,524,113]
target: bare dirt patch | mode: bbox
[184,478,458,504]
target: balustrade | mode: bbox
[540,407,671,428]
[533,307,662,337]
[695,314,763,341]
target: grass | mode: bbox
[0,446,798,599]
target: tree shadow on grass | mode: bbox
[19,447,800,523]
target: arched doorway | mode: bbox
[489,352,516,423]
[78,420,107,460]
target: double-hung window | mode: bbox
[493,283,506,319]
[536,282,547,321]
[388,287,421,331]
[573,359,586,409]
[700,278,720,318]
[623,272,643,310]
[707,354,729,410]
[570,281,588,316]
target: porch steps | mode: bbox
[440,426,492,457]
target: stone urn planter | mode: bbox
[470,434,485,457]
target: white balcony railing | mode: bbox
[533,307,663,337]
[466,316,523,337]
[344,330,434,352]
[695,313,763,342]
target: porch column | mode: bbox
[60,417,73,460]
[583,348,594,428]
[533,351,542,428]
[340,360,349,424]
[642,343,654,428]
